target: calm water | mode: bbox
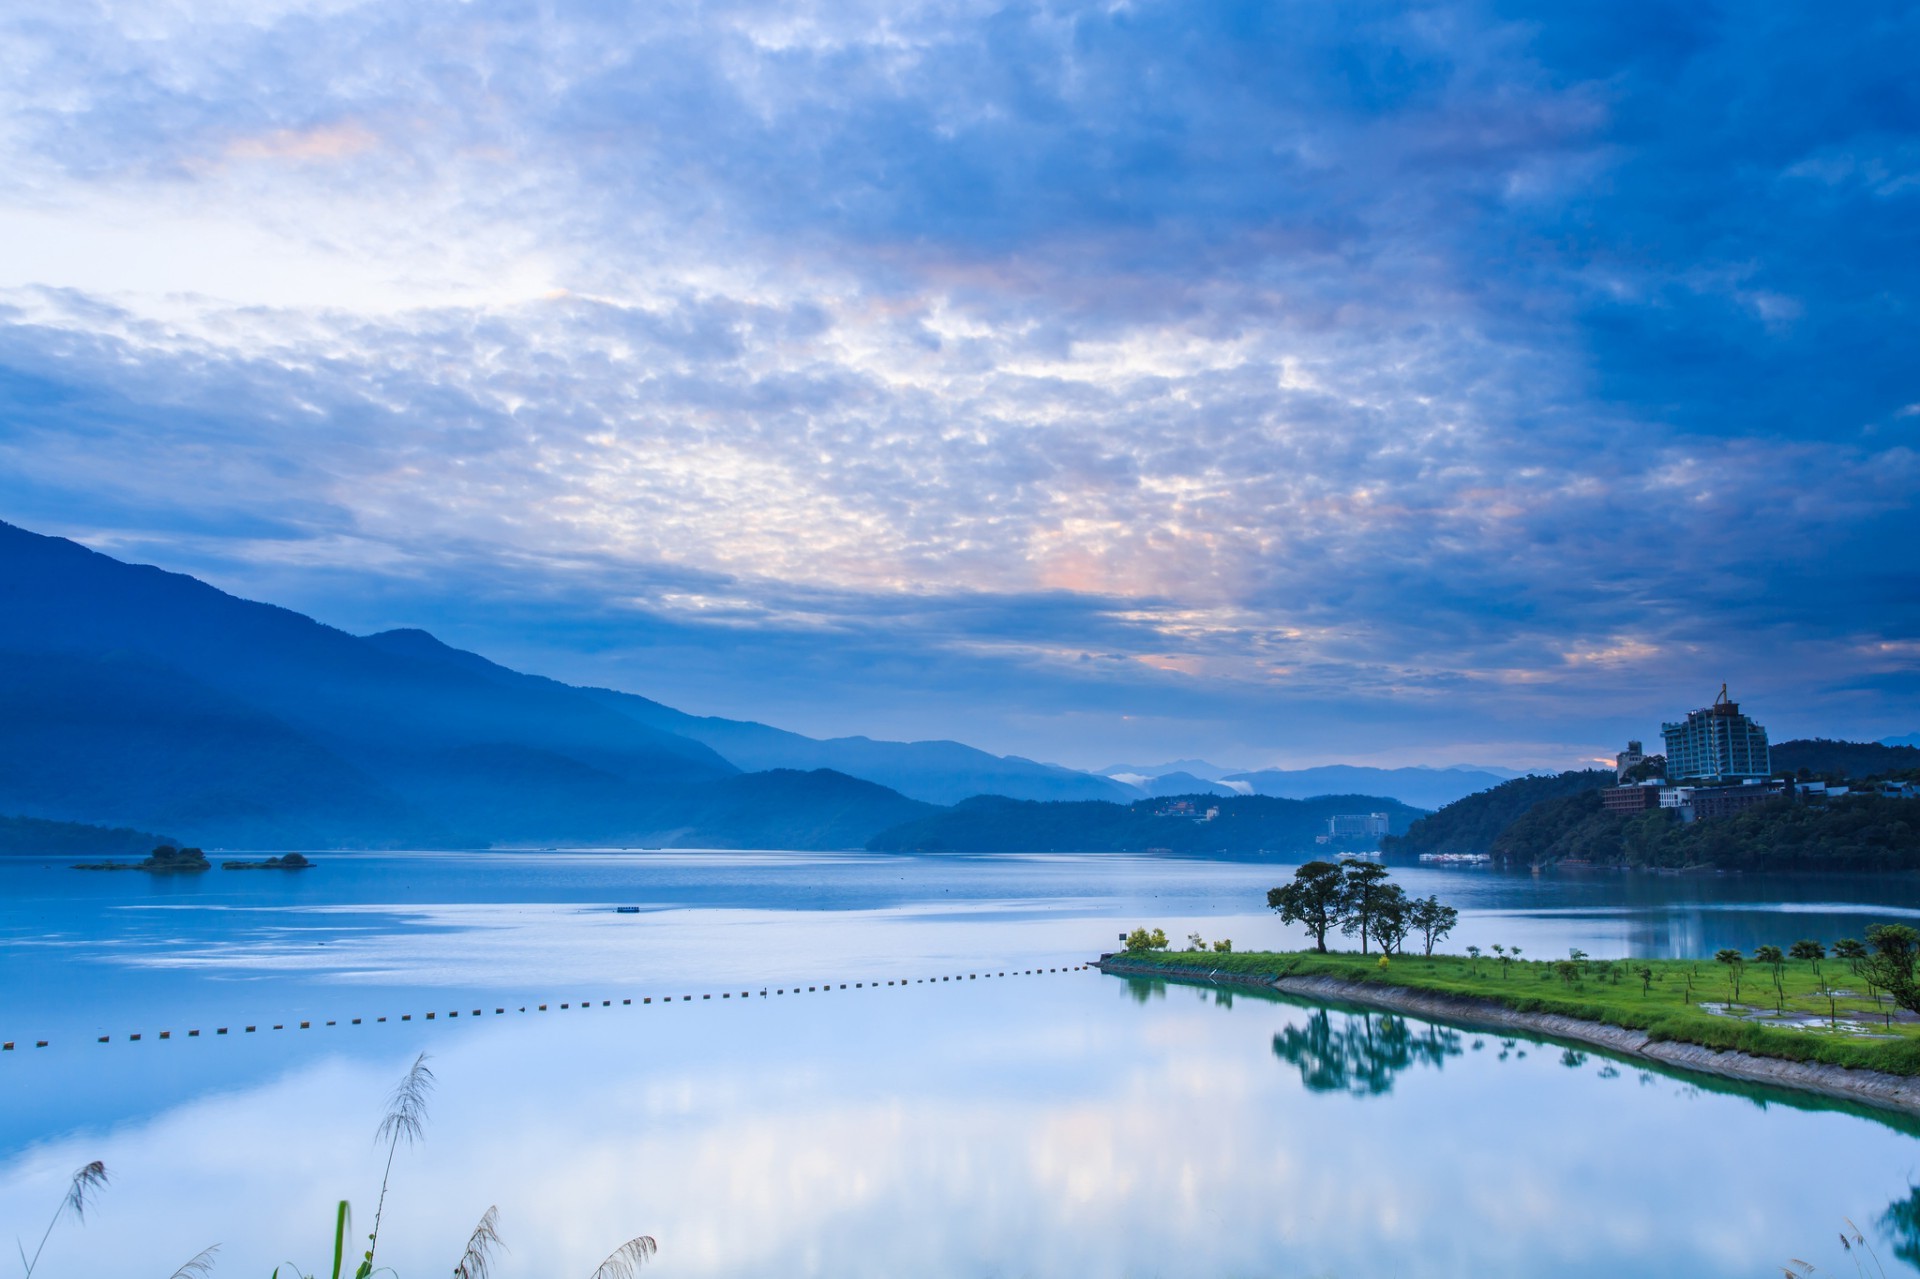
[4,851,1919,1277]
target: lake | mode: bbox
[4,851,1918,1277]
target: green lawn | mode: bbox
[1106,948,1920,1076]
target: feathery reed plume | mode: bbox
[587,1235,658,1279]
[20,1160,108,1278]
[451,1206,503,1279]
[363,1054,434,1277]
[165,1244,221,1279]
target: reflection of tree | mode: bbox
[1272,1009,1463,1096]
[1882,1185,1920,1270]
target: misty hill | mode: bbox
[1378,770,1615,857]
[0,814,176,858]
[1221,764,1513,810]
[1773,739,1920,780]
[867,793,1425,855]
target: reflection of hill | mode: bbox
[1271,1008,1462,1096]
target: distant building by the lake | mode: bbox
[1662,685,1771,783]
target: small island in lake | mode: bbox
[74,845,212,872]
[221,852,314,870]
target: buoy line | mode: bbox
[1,966,1095,1052]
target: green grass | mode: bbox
[1107,948,1920,1076]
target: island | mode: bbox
[73,845,212,873]
[221,853,314,870]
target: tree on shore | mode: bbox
[1834,937,1868,971]
[1754,945,1786,1011]
[1789,938,1826,978]
[1714,948,1745,1002]
[1408,896,1460,957]
[1370,886,1413,956]
[1340,861,1395,955]
[1266,861,1346,952]
[1860,924,1920,1017]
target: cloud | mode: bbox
[0,0,1915,766]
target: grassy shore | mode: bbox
[1106,949,1920,1076]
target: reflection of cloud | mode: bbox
[1,986,1913,1276]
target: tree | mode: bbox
[1123,928,1170,953]
[1833,937,1869,970]
[1861,923,1920,1017]
[1635,964,1653,996]
[1266,861,1346,953]
[1789,939,1826,978]
[1465,944,1482,974]
[1754,945,1786,1011]
[1339,861,1395,955]
[1408,896,1459,957]
[1370,885,1413,956]
[1714,948,1745,1002]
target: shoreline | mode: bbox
[1096,956,1920,1119]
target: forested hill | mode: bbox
[1490,791,1920,872]
[1378,770,1613,857]
[866,793,1426,855]
[1773,739,1920,780]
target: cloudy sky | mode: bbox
[2,0,1916,770]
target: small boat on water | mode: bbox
[615,906,640,914]
[1417,853,1491,865]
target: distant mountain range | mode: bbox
[0,518,1502,851]
[1097,761,1517,809]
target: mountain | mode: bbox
[0,814,177,858]
[581,689,1134,805]
[0,521,933,846]
[0,519,1115,847]
[1378,770,1615,857]
[1097,760,1239,782]
[1884,733,1920,749]
[359,626,1132,806]
[868,792,1425,855]
[1221,765,1514,810]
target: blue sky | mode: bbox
[1,0,1916,770]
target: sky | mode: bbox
[1,0,1916,772]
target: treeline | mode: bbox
[1378,770,1612,857]
[1492,792,1920,871]
[867,793,1425,855]
[1773,738,1920,782]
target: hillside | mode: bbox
[867,793,1425,855]
[1378,770,1614,857]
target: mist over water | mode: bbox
[5,853,1919,1276]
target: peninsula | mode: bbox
[1098,946,1920,1116]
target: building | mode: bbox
[1602,784,1664,813]
[1688,781,1787,821]
[1662,685,1771,783]
[1615,740,1646,780]
[1326,813,1390,838]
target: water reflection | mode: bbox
[1886,1188,1920,1271]
[1272,1007,1463,1095]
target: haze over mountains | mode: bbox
[0,520,1506,849]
